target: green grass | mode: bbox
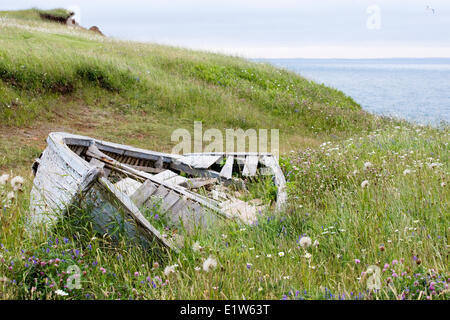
[0,8,72,22]
[0,10,448,300]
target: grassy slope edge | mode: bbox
[0,10,448,300]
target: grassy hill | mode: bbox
[0,9,385,171]
[0,10,448,300]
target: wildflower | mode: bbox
[10,176,24,191]
[361,180,369,188]
[299,236,312,248]
[192,241,203,252]
[278,252,285,257]
[203,256,217,272]
[100,267,106,274]
[304,252,312,259]
[55,289,68,296]
[441,182,446,187]
[363,162,372,170]
[403,169,411,175]
[194,267,201,271]
[0,174,9,186]
[134,272,139,277]
[6,192,15,201]
[153,262,159,269]
[163,264,179,276]
[379,245,385,251]
[246,263,252,269]
[392,259,398,266]
[355,259,361,264]
[266,254,272,258]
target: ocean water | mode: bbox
[256,58,450,126]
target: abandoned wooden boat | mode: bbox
[29,132,287,251]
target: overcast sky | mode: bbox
[2,0,450,58]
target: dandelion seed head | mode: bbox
[361,180,369,188]
[299,236,312,248]
[203,256,217,272]
[163,264,179,276]
[0,174,9,186]
[10,176,24,191]
[192,241,203,252]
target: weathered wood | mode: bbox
[242,155,258,176]
[89,157,105,168]
[181,155,222,169]
[127,164,165,174]
[130,179,157,207]
[160,191,180,212]
[30,133,288,249]
[165,175,188,186]
[219,155,234,179]
[114,177,142,196]
[259,155,287,210]
[180,178,217,189]
[153,170,177,182]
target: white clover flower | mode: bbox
[299,236,312,248]
[441,182,446,187]
[361,180,369,188]
[163,264,179,276]
[11,176,24,191]
[55,289,68,296]
[202,256,217,272]
[363,162,373,170]
[278,251,285,257]
[192,241,203,252]
[403,169,412,175]
[0,174,9,186]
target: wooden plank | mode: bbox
[89,157,105,168]
[242,155,258,176]
[152,185,169,199]
[219,155,234,179]
[127,164,165,174]
[114,177,142,196]
[164,175,188,186]
[260,155,287,211]
[160,191,180,212]
[152,170,178,182]
[180,155,221,168]
[130,180,157,207]
[180,178,217,189]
